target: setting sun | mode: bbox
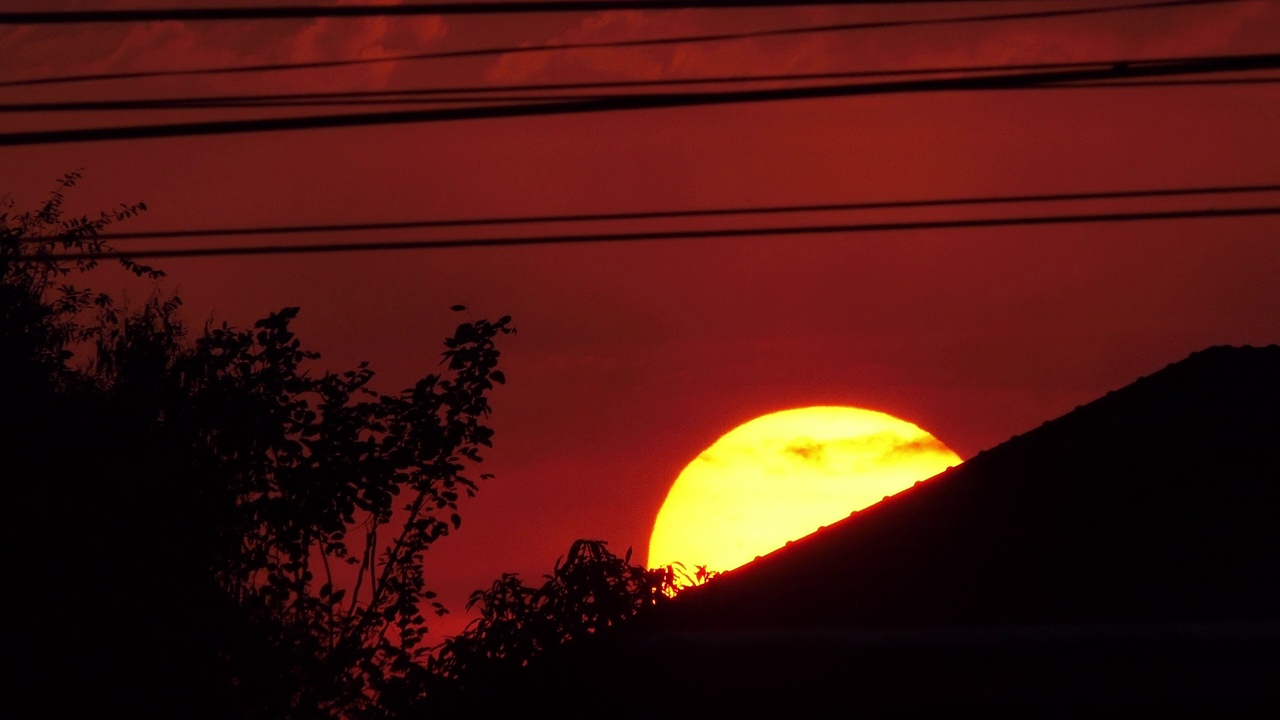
[647,406,961,574]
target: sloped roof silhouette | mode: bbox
[662,343,1279,630]
[467,345,1279,715]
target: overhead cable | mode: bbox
[0,0,1230,87]
[0,0,1232,24]
[4,75,1274,114]
[0,54,1215,96]
[30,182,1275,244]
[22,206,1280,262]
[3,53,1276,146]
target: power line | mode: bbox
[0,55,1195,97]
[1036,77,1280,88]
[5,75,1274,114]
[0,59,1069,92]
[4,53,1276,146]
[0,0,1229,87]
[0,1,1190,24]
[34,183,1275,243]
[5,54,1269,112]
[23,206,1280,262]
[0,95,604,113]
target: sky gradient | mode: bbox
[3,0,1278,638]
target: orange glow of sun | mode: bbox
[647,406,960,574]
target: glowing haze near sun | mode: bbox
[647,406,961,574]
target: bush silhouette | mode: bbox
[3,175,513,718]
[5,174,712,717]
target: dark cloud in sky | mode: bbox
[785,440,825,463]
[784,432,951,466]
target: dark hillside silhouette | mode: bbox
[469,345,1280,715]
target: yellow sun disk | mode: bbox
[647,406,961,574]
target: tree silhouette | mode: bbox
[1,170,156,399]
[3,175,513,718]
[421,541,726,714]
[5,174,717,717]
[163,304,513,718]
[423,540,673,710]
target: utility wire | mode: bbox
[0,95,612,113]
[0,59,1074,92]
[6,57,1274,112]
[4,75,1274,114]
[0,1,1213,24]
[0,0,1229,87]
[1035,77,1280,88]
[32,183,1274,243]
[0,56,1177,99]
[3,53,1275,146]
[24,206,1280,262]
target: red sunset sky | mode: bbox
[3,0,1278,638]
